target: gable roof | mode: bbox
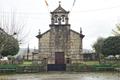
[70,29,80,35]
[70,29,85,38]
[36,29,50,38]
[52,4,68,13]
[36,29,85,38]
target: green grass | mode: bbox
[112,64,120,67]
[80,61,99,65]
[19,61,32,66]
[23,61,32,65]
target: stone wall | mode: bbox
[38,29,83,64]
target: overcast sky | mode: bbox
[0,0,120,50]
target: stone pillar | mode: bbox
[79,27,85,60]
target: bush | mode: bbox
[92,64,112,67]
[68,63,90,72]
[112,64,120,67]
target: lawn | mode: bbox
[19,60,32,66]
[80,61,99,65]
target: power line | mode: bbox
[74,5,120,13]
[0,5,120,15]
[0,11,47,15]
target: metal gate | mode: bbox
[47,64,66,71]
[47,52,66,71]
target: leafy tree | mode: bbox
[92,37,105,54]
[102,36,120,56]
[92,37,105,63]
[0,29,19,57]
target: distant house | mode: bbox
[82,49,98,61]
[17,48,37,60]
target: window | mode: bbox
[66,58,71,64]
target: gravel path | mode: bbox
[0,72,119,80]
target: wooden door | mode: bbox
[55,52,64,64]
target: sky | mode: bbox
[0,0,120,50]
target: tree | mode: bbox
[92,37,105,63]
[112,24,120,36]
[101,36,120,57]
[0,12,29,45]
[0,12,29,57]
[0,29,19,57]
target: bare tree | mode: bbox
[112,24,120,36]
[0,12,29,57]
[0,12,29,45]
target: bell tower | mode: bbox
[49,2,70,55]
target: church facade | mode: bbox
[36,4,84,64]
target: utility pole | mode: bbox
[27,44,30,60]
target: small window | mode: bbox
[66,58,71,64]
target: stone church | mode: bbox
[36,3,85,64]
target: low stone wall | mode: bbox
[16,66,46,73]
[0,65,46,73]
[0,64,119,73]
[66,64,95,72]
[66,64,115,72]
